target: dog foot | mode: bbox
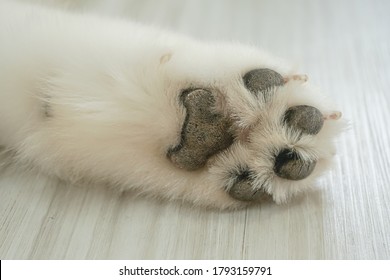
[168,68,342,204]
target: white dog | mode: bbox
[0,0,344,209]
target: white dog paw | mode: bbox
[167,68,343,204]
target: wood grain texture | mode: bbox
[1,0,389,259]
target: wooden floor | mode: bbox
[1,0,389,259]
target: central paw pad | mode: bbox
[168,89,234,170]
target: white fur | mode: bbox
[0,0,345,209]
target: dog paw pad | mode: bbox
[227,169,269,201]
[243,68,284,95]
[273,149,316,180]
[168,89,234,170]
[283,105,324,135]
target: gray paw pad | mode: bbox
[168,89,234,170]
[228,169,269,201]
[229,180,260,201]
[284,105,324,135]
[243,68,284,95]
[274,149,316,180]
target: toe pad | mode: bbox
[243,68,284,95]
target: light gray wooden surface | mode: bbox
[1,0,389,259]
